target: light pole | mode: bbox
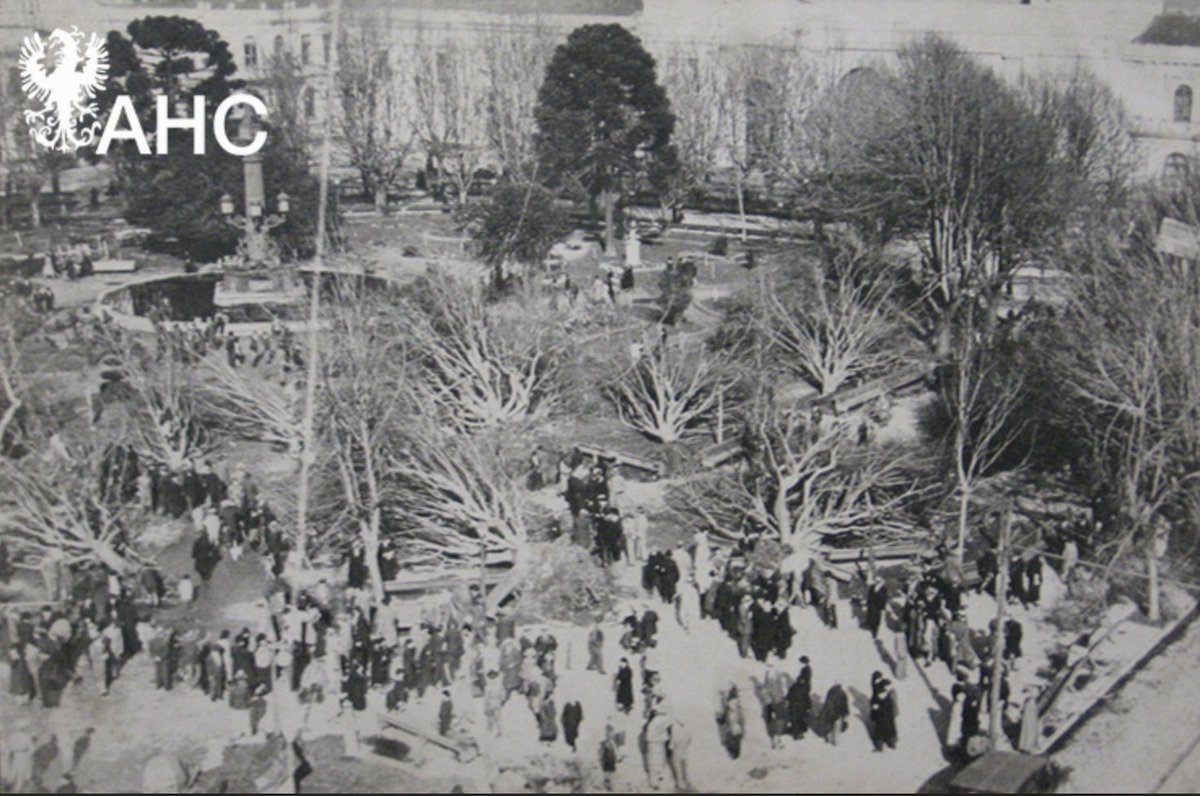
[218,110,289,269]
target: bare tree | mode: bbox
[0,319,22,448]
[1057,234,1200,622]
[337,14,418,211]
[607,347,733,444]
[97,333,208,472]
[387,424,529,568]
[261,50,313,160]
[676,397,924,571]
[411,36,489,205]
[195,356,305,453]
[400,275,561,432]
[761,240,909,395]
[939,303,1031,559]
[0,421,146,574]
[479,18,557,179]
[321,286,412,602]
[659,44,723,217]
[711,44,825,240]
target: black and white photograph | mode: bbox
[0,0,1198,792]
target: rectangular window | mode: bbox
[244,41,258,68]
[301,34,312,66]
[322,32,331,65]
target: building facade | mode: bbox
[3,0,1199,180]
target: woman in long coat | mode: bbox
[537,693,558,743]
[869,674,898,751]
[8,646,35,703]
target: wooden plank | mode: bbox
[92,259,137,273]
[576,444,663,476]
[378,715,467,759]
[823,545,929,564]
[830,383,886,414]
[383,569,510,595]
[700,438,742,469]
[484,566,525,617]
[883,363,933,392]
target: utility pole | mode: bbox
[295,0,342,564]
[988,499,1012,749]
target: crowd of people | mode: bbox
[3,416,1068,793]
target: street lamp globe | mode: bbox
[276,191,290,215]
[219,193,235,216]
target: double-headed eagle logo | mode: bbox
[18,27,109,153]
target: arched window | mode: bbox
[274,34,285,55]
[1164,152,1190,183]
[1175,85,1193,122]
[243,37,258,69]
[304,86,316,120]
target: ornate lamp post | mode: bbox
[218,109,289,269]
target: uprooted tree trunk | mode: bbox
[607,347,733,444]
[673,403,926,573]
[387,427,529,569]
[0,444,145,575]
[195,356,305,452]
[760,242,907,396]
[401,275,560,433]
[106,334,209,472]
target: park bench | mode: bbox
[377,714,476,762]
[383,568,511,596]
[92,258,138,273]
[823,544,930,566]
[882,362,934,393]
[575,443,664,477]
[823,362,934,415]
[699,437,743,469]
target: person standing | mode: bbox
[1017,687,1042,753]
[643,709,671,790]
[719,685,745,759]
[587,622,605,674]
[438,690,454,737]
[561,700,583,751]
[599,724,620,790]
[667,717,692,791]
[615,658,635,714]
[787,656,813,739]
[3,721,35,792]
[866,576,889,639]
[537,691,559,744]
[819,683,850,746]
[869,672,898,751]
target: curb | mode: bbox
[1044,599,1200,756]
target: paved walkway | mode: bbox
[1053,612,1200,793]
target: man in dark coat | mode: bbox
[562,700,583,750]
[865,577,889,639]
[819,683,850,745]
[787,656,813,738]
[615,658,635,713]
[639,609,659,649]
[438,690,454,736]
[869,672,898,751]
